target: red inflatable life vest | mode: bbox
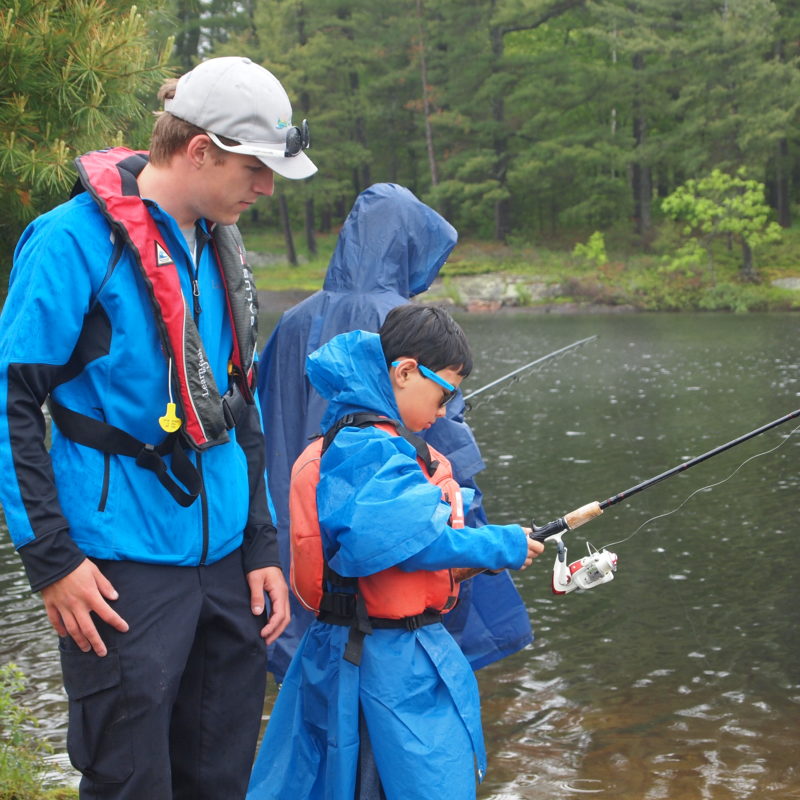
[74,147,257,449]
[290,418,464,619]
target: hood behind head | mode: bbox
[323,183,457,298]
[307,330,401,431]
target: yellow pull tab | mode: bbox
[159,402,182,433]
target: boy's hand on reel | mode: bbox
[519,527,544,570]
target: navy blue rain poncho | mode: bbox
[248,330,530,800]
[258,183,531,681]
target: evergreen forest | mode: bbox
[3,0,800,308]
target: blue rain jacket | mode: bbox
[248,330,529,800]
[258,183,531,681]
[0,173,278,591]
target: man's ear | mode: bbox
[185,134,213,168]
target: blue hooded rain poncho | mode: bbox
[247,330,530,800]
[258,184,532,682]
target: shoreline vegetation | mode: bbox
[244,225,800,315]
[0,664,75,800]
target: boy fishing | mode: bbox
[248,304,544,800]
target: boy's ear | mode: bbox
[390,357,417,389]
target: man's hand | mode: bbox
[40,559,129,657]
[518,527,545,570]
[246,566,291,645]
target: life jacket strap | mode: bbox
[220,382,248,430]
[47,400,202,507]
[318,603,443,631]
[321,412,439,475]
[318,595,443,666]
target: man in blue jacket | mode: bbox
[258,183,533,683]
[0,57,314,799]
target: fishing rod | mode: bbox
[463,335,597,408]
[528,407,800,595]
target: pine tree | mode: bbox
[0,0,172,279]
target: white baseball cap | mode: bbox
[164,57,317,180]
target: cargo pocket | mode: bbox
[59,642,134,783]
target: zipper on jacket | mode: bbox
[190,278,202,317]
[188,226,212,564]
[97,453,111,512]
[189,227,211,320]
[198,452,209,565]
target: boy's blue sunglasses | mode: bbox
[391,360,456,407]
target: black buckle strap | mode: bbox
[344,592,373,666]
[134,438,203,507]
[220,383,248,430]
[317,592,443,666]
[318,591,357,618]
[370,611,443,631]
[48,400,202,507]
[318,608,443,632]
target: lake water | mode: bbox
[1,311,798,798]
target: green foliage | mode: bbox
[661,169,783,280]
[238,223,335,290]
[573,231,608,268]
[4,0,800,299]
[246,226,800,313]
[0,0,173,277]
[174,0,800,250]
[0,663,76,800]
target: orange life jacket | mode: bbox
[290,415,465,620]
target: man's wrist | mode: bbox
[19,529,86,592]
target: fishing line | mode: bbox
[464,335,597,412]
[600,421,800,552]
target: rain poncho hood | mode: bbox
[248,329,531,800]
[308,329,398,432]
[323,183,455,297]
[258,183,531,681]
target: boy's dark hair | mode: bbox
[379,305,473,377]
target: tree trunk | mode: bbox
[175,0,201,71]
[349,71,371,191]
[771,35,790,227]
[774,138,791,228]
[305,197,317,256]
[279,194,298,267]
[631,53,652,242]
[740,239,757,282]
[415,0,439,186]
[490,17,510,241]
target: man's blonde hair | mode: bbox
[149,78,231,166]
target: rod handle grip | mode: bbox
[564,501,603,530]
[452,567,486,583]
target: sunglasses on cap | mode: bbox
[391,360,457,407]
[206,119,310,159]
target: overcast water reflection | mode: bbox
[0,312,798,797]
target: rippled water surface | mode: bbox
[1,312,798,797]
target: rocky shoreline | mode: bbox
[257,274,638,315]
[257,272,800,315]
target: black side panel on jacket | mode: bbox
[7,303,112,590]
